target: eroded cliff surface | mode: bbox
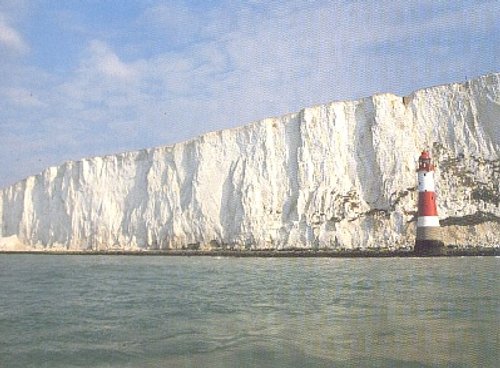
[1,73,499,251]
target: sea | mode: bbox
[0,255,498,368]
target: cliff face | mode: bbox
[1,74,499,251]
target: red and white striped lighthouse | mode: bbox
[414,150,445,255]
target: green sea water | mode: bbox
[0,255,498,367]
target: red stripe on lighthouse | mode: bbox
[418,192,438,216]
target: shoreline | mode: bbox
[0,248,498,257]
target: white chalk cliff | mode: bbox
[1,73,499,251]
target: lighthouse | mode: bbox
[414,150,446,255]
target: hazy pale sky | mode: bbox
[0,0,499,187]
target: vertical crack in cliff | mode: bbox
[354,98,384,207]
[120,150,154,247]
[283,113,302,222]
[220,158,245,241]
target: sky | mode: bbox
[0,0,499,188]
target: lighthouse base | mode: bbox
[414,240,446,256]
[414,227,445,256]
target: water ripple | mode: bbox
[0,256,498,367]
